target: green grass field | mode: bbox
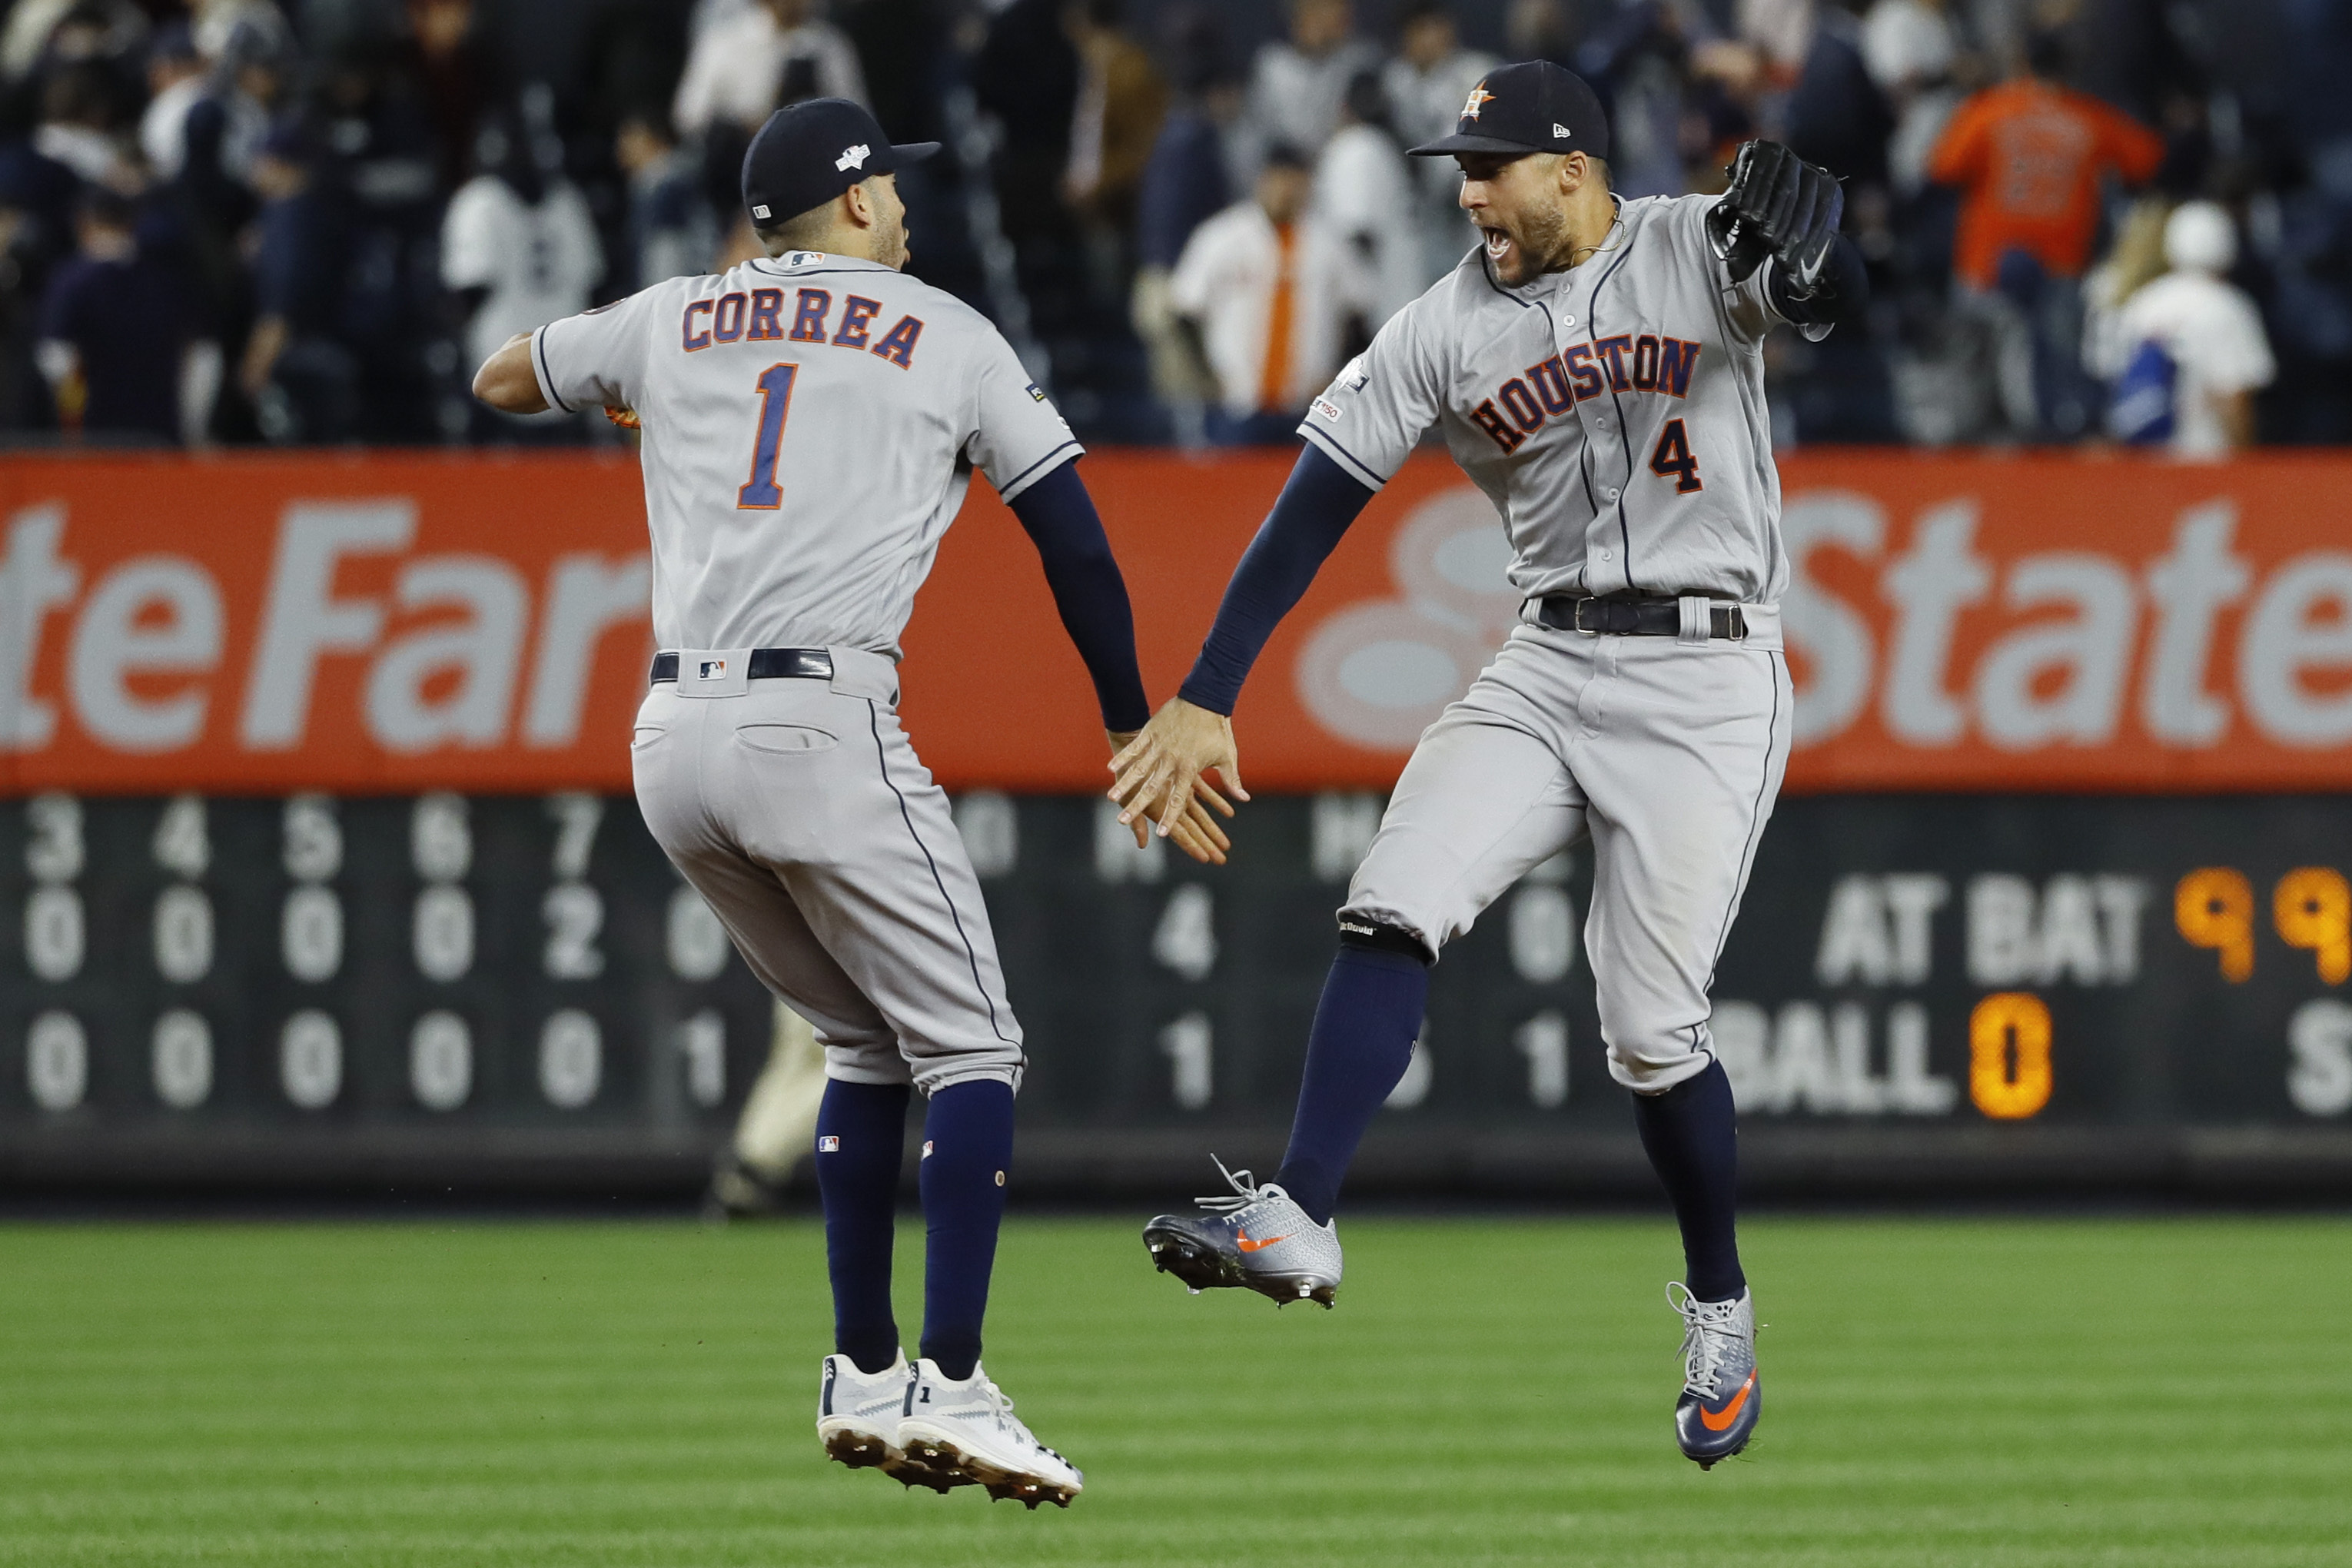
[2,1214,2347,1567]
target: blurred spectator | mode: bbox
[1242,0,1381,182]
[1384,2,1497,154]
[1061,0,1166,233]
[35,188,190,443]
[1314,70,1420,334]
[1169,145,1362,444]
[28,60,129,188]
[2,1,148,99]
[1861,0,1965,197]
[1507,0,1586,68]
[190,0,291,66]
[240,123,360,441]
[2091,199,2274,458]
[1384,0,1496,283]
[403,0,505,196]
[1133,34,1241,444]
[138,24,206,180]
[615,108,714,291]
[673,0,866,140]
[1785,0,1893,191]
[441,106,601,430]
[1928,29,2164,437]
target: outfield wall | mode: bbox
[1,450,2348,1197]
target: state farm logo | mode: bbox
[1294,488,1520,749]
[1293,482,2352,779]
[0,498,649,768]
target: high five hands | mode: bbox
[1107,698,1250,865]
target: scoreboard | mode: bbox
[3,792,2350,1198]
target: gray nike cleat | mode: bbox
[1141,1158,1344,1307]
[897,1359,1083,1508]
[1669,1284,1761,1469]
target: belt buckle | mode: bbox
[1570,598,1598,636]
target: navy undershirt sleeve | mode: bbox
[1005,460,1152,734]
[1178,444,1380,716]
[1769,233,1870,326]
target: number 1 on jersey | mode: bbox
[1649,417,1703,493]
[736,363,799,510]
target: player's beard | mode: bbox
[875,204,909,270]
[1486,201,1572,285]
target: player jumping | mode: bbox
[1110,61,1863,1468]
[475,98,1222,1506]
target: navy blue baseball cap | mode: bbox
[1407,60,1610,161]
[741,98,939,228]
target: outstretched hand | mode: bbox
[1108,699,1250,865]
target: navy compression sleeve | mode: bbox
[1177,445,1380,716]
[1769,232,1869,326]
[1006,461,1152,734]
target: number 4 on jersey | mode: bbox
[1649,417,1703,494]
[738,363,798,510]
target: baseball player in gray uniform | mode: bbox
[1111,61,1863,1467]
[475,98,1223,1507]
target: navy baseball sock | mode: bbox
[917,1078,1015,1382]
[815,1078,911,1375]
[1631,1058,1746,1302]
[1272,945,1430,1227]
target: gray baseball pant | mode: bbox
[631,647,1025,1096]
[1343,610,1792,1092]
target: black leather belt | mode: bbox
[1533,594,1747,640]
[649,647,833,684]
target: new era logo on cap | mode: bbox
[751,203,770,219]
[835,142,870,171]
[1555,123,1572,138]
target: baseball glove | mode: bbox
[1705,141,1844,291]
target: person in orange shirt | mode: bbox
[1928,31,2164,438]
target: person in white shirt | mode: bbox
[673,0,868,138]
[1241,0,1383,181]
[1861,0,1963,197]
[1382,2,1497,285]
[2093,201,2274,460]
[1313,72,1421,335]
[1170,146,1365,443]
[442,111,605,428]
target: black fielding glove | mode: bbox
[1705,141,1845,292]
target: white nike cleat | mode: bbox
[816,1351,965,1491]
[896,1359,1084,1508]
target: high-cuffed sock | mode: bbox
[1630,1058,1746,1302]
[1271,945,1430,1226]
[917,1078,1015,1381]
[814,1078,910,1374]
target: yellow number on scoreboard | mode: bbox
[2274,867,2351,985]
[1969,992,2052,1120]
[2175,868,2256,982]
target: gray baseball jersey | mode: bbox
[539,251,1064,1096]
[533,251,1080,656]
[1306,194,1808,1097]
[1300,193,1794,606]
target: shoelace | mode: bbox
[949,1374,1069,1464]
[1194,1154,1286,1215]
[1667,1282,1743,1400]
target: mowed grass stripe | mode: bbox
[0,1216,2347,1567]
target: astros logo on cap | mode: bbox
[1462,85,1495,121]
[835,142,871,171]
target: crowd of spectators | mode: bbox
[2,0,2347,455]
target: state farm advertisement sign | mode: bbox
[0,448,2346,794]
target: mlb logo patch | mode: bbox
[922,1140,935,1158]
[1025,382,1048,403]
[699,658,726,680]
[817,1135,840,1153]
